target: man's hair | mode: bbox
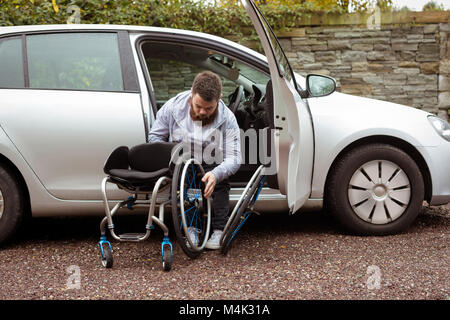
[192,71,222,102]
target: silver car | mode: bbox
[0,0,449,244]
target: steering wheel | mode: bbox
[228,85,244,114]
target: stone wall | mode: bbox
[277,11,450,121]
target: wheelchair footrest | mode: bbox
[119,233,146,240]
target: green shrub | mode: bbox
[0,0,309,37]
[0,0,392,46]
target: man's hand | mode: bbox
[201,172,217,199]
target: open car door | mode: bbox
[243,0,314,213]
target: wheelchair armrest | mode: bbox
[103,146,129,174]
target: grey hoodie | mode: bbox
[148,90,242,182]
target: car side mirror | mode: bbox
[299,74,336,99]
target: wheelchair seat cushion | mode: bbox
[109,168,170,184]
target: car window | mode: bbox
[250,2,298,89]
[141,41,268,109]
[145,55,206,106]
[209,54,269,85]
[0,37,25,88]
[26,33,123,92]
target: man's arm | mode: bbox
[202,116,241,198]
[148,103,171,142]
[211,114,242,183]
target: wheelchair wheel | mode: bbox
[220,166,265,255]
[161,235,173,271]
[162,247,172,272]
[171,158,211,259]
[100,244,113,268]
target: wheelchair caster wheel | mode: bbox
[102,247,113,268]
[161,236,173,272]
[162,248,172,272]
[99,237,113,268]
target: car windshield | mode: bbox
[251,1,298,88]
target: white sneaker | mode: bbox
[205,230,223,250]
[186,227,199,248]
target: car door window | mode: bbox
[141,41,267,109]
[0,37,25,88]
[249,1,298,88]
[26,33,123,91]
[145,55,206,108]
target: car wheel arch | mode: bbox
[0,153,31,218]
[323,135,432,205]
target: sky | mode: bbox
[391,0,450,10]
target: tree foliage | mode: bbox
[0,1,244,33]
[0,0,393,38]
[217,0,393,12]
[422,1,445,11]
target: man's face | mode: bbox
[190,92,219,126]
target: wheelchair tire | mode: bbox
[171,159,211,259]
[101,245,113,268]
[220,170,265,255]
[162,247,172,272]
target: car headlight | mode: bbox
[428,115,450,142]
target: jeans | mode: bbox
[203,164,230,231]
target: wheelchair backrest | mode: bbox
[128,142,178,172]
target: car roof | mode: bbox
[0,23,202,36]
[0,24,267,62]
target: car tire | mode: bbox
[326,143,424,236]
[0,165,25,245]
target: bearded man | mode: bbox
[148,71,242,249]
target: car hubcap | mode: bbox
[348,160,411,225]
[0,189,4,219]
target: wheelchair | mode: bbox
[98,142,211,271]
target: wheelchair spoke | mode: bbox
[228,211,251,245]
[183,205,195,215]
[179,205,195,230]
[188,207,198,227]
[191,164,197,189]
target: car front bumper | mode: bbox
[420,140,450,206]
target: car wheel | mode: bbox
[326,143,424,235]
[0,165,25,245]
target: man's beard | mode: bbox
[189,101,218,126]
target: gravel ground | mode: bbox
[0,204,448,300]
